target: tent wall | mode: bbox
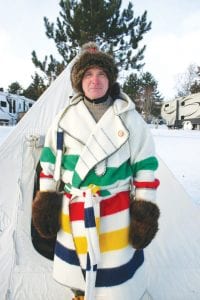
[0,64,74,300]
[145,159,200,300]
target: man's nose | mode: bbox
[91,75,99,84]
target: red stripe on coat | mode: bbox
[133,178,160,189]
[40,171,53,179]
[65,191,130,221]
[100,191,130,217]
[64,193,84,221]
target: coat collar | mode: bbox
[69,91,135,115]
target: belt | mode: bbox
[66,184,101,300]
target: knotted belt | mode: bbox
[66,184,101,300]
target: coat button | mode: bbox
[118,130,124,137]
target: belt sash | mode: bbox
[67,184,101,300]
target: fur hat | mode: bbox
[71,42,118,93]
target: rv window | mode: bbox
[165,104,169,107]
[29,103,33,108]
[0,100,7,107]
[181,116,185,120]
[181,101,185,106]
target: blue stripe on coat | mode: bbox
[95,250,144,287]
[85,207,96,228]
[55,241,80,265]
[86,253,91,270]
[85,254,98,271]
[57,131,63,150]
[55,241,144,287]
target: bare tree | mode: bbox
[175,63,199,97]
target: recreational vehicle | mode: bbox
[161,92,200,130]
[0,91,34,125]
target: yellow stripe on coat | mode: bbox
[100,227,129,252]
[61,214,71,233]
[71,228,129,254]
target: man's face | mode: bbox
[82,67,109,100]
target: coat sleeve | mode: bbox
[126,110,160,202]
[39,119,60,192]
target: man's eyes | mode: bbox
[84,72,106,77]
[99,72,106,76]
[84,72,92,77]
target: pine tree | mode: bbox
[32,0,151,85]
[23,73,46,100]
[8,82,23,95]
[122,73,143,113]
[123,71,163,120]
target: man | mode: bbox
[32,42,160,300]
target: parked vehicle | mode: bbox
[161,92,200,130]
[0,92,34,125]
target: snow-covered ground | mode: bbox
[0,126,15,144]
[0,125,199,205]
[151,127,200,205]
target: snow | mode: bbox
[151,127,200,205]
[0,126,14,144]
[0,125,199,205]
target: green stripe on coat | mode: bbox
[131,156,158,175]
[40,147,56,164]
[40,149,158,188]
[71,160,132,188]
[40,147,78,170]
[80,160,132,187]
[62,155,79,171]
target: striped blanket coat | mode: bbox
[39,92,159,300]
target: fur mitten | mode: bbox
[32,191,62,239]
[129,199,160,249]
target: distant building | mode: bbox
[0,92,34,126]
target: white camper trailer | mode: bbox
[0,92,34,126]
[161,92,200,130]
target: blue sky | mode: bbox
[0,0,200,99]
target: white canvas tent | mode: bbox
[0,60,200,299]
[0,61,75,300]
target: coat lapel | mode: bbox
[59,98,130,187]
[59,97,96,146]
[74,103,129,186]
